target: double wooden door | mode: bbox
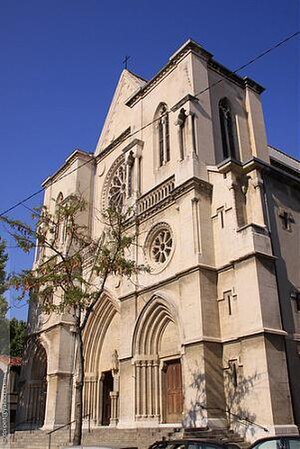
[164,359,183,423]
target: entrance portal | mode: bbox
[27,344,47,427]
[101,371,113,425]
[164,359,183,423]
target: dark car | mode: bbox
[248,436,300,449]
[149,439,241,449]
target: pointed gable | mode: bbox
[94,69,146,156]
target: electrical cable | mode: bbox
[0,30,299,218]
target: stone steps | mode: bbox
[2,427,175,449]
[2,426,247,449]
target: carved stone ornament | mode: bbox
[112,349,119,373]
[144,222,175,273]
[102,155,127,209]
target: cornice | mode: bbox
[216,155,299,187]
[96,127,131,162]
[171,94,199,112]
[126,39,265,108]
[42,149,94,188]
[119,248,278,302]
[243,76,265,94]
[126,40,212,108]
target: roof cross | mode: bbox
[123,55,130,70]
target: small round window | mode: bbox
[151,228,172,263]
[145,223,174,272]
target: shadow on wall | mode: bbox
[183,363,206,428]
[183,359,261,438]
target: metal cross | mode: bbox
[123,55,130,69]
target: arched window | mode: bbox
[156,103,170,166]
[219,98,236,160]
[55,192,65,244]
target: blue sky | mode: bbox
[0,0,299,320]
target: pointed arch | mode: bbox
[133,296,178,356]
[132,295,182,421]
[82,292,120,424]
[219,97,237,160]
[83,293,120,374]
[24,338,48,427]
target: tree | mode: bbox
[9,318,27,358]
[0,237,9,354]
[1,195,147,445]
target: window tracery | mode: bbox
[151,228,173,264]
[145,223,174,272]
[107,161,127,209]
[219,98,237,160]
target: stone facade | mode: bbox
[17,39,300,443]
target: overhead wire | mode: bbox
[0,30,299,219]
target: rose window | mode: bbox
[107,162,127,209]
[151,229,172,264]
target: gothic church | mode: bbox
[17,39,300,444]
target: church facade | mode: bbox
[17,39,300,442]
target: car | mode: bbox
[64,446,137,449]
[248,436,300,449]
[148,439,241,449]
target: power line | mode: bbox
[0,30,299,219]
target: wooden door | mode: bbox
[101,371,113,426]
[164,359,183,423]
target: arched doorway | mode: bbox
[27,344,47,427]
[83,294,120,426]
[133,296,183,423]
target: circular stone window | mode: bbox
[102,155,127,210]
[107,162,126,209]
[145,223,174,272]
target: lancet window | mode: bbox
[55,192,65,245]
[219,98,237,160]
[157,104,170,166]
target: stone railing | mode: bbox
[137,176,175,215]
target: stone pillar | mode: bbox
[125,151,134,198]
[153,360,160,419]
[244,84,269,163]
[110,391,119,426]
[132,145,142,198]
[43,372,73,429]
[248,170,266,227]
[161,115,168,164]
[188,112,197,156]
[225,171,239,230]
[135,361,141,418]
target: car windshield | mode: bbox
[152,443,227,449]
[252,438,300,449]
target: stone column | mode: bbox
[141,361,147,417]
[132,145,142,198]
[135,361,141,418]
[225,171,239,230]
[187,112,197,157]
[125,151,134,198]
[153,360,160,419]
[161,115,168,164]
[109,391,119,426]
